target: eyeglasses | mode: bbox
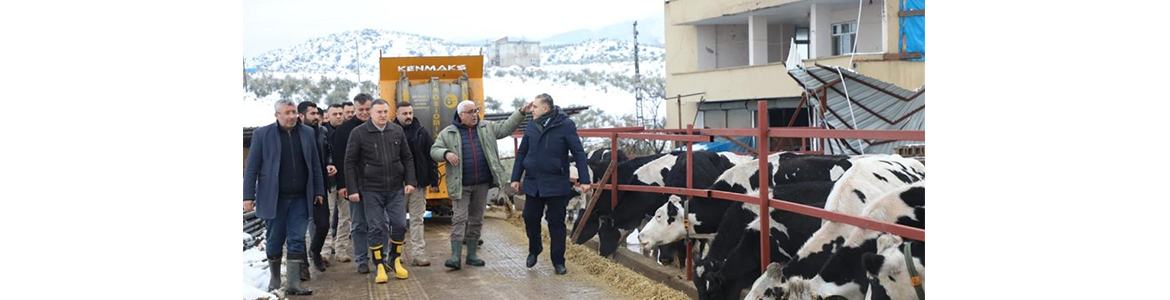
[460,109,480,115]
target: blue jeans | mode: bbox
[364,188,408,248]
[265,196,310,259]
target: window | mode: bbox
[831,22,857,56]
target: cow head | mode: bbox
[744,266,850,300]
[638,195,689,251]
[863,234,924,300]
[597,215,622,256]
[744,262,786,300]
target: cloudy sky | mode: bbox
[244,0,665,58]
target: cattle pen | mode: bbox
[510,100,925,282]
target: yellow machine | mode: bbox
[380,55,485,216]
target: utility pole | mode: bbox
[634,21,643,127]
[356,36,361,87]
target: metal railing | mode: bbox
[511,100,925,280]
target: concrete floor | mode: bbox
[293,215,628,300]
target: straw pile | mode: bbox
[505,214,690,300]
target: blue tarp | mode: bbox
[676,136,755,153]
[899,0,925,61]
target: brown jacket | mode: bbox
[343,119,417,195]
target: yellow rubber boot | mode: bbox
[370,245,388,283]
[392,240,409,279]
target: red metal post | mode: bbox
[757,100,771,272]
[685,124,694,281]
[610,133,618,211]
[513,136,518,158]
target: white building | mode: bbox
[485,37,541,68]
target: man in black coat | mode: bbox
[392,101,440,266]
[344,99,417,283]
[510,93,591,275]
[298,101,335,277]
[329,93,382,274]
[322,103,345,260]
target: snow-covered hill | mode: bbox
[243,29,666,130]
[246,29,663,78]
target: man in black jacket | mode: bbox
[323,103,344,261]
[298,101,335,277]
[344,99,417,283]
[393,101,440,266]
[330,94,380,273]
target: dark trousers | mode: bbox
[265,196,310,259]
[523,194,569,265]
[309,199,330,257]
[363,188,408,248]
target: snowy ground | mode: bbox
[243,232,281,300]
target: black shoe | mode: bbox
[311,253,327,272]
[554,264,567,275]
[526,254,538,268]
[357,263,370,274]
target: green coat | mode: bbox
[430,108,527,199]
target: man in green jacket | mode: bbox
[431,100,530,270]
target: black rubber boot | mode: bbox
[389,240,409,279]
[267,256,282,292]
[286,255,314,295]
[465,238,485,267]
[444,240,462,270]
[371,245,389,283]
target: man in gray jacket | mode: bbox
[344,99,417,283]
[431,100,529,270]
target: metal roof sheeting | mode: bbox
[788,64,924,155]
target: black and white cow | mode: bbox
[772,155,925,282]
[744,180,925,300]
[638,153,853,252]
[573,152,739,259]
[693,181,836,300]
[572,153,670,244]
[693,154,923,300]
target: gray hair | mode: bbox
[457,100,477,113]
[275,99,296,112]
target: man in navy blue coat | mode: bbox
[510,93,590,275]
[244,99,325,295]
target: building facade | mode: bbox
[663,0,924,136]
[485,37,541,68]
